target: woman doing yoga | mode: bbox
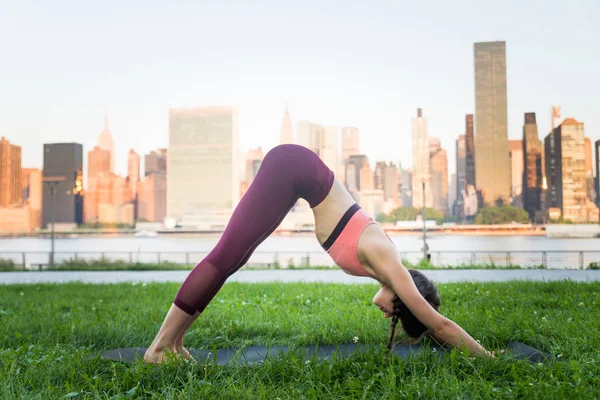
[144,144,492,363]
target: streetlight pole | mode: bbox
[422,180,427,260]
[43,177,65,268]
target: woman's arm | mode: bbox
[366,239,492,358]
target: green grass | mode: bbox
[1,281,599,399]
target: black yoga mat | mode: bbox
[101,342,550,365]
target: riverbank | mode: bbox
[0,229,547,239]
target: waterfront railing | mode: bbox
[1,250,600,270]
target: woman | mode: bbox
[144,144,492,363]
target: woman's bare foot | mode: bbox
[144,304,197,364]
[174,339,193,360]
[144,344,189,364]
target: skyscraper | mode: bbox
[374,162,399,202]
[239,147,264,198]
[167,107,239,221]
[42,143,83,227]
[584,137,593,174]
[280,107,294,144]
[21,168,42,229]
[398,167,413,207]
[346,155,372,194]
[544,105,562,180]
[544,131,557,211]
[465,114,476,187]
[341,127,360,161]
[412,108,432,209]
[522,113,543,219]
[139,148,167,223]
[128,149,140,219]
[96,175,134,226]
[321,126,339,176]
[138,173,167,222]
[341,127,360,185]
[297,120,323,154]
[551,106,562,130]
[128,150,140,199]
[455,135,467,218]
[428,137,441,153]
[374,162,386,193]
[584,137,595,203]
[0,137,22,207]
[430,146,448,213]
[544,119,598,222]
[145,149,167,177]
[85,146,111,223]
[448,173,457,213]
[297,120,339,177]
[88,147,111,180]
[97,113,115,173]
[244,147,264,183]
[474,41,510,205]
[508,140,523,208]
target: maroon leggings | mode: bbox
[173,144,335,315]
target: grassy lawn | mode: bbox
[1,281,599,399]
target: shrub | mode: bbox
[0,258,17,271]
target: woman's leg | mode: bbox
[145,145,334,363]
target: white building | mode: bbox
[167,107,239,222]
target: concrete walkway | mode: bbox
[1,269,600,285]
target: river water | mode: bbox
[1,235,599,269]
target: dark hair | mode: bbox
[387,269,441,350]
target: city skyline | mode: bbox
[1,1,599,177]
[3,103,596,182]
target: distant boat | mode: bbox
[134,230,159,238]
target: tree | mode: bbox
[474,205,530,225]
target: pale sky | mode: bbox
[1,0,599,177]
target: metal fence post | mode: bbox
[157,252,161,264]
[22,252,26,270]
[273,252,279,269]
[305,252,310,268]
[471,253,476,266]
[506,252,511,266]
[579,252,584,269]
[542,252,547,268]
[185,252,190,265]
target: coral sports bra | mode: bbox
[322,203,379,277]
